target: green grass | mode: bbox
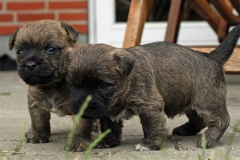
[0,95,111,160]
[0,92,11,96]
[0,95,239,160]
[0,149,10,160]
[224,120,240,160]
[65,95,92,160]
[65,95,92,154]
[84,129,111,160]
[0,122,25,160]
[1,117,240,160]
[198,133,206,160]
[16,122,25,160]
[196,120,240,160]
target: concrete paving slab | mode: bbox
[0,71,240,160]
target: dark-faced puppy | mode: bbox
[67,25,240,151]
[8,19,88,149]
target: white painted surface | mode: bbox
[88,0,240,47]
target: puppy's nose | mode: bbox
[26,61,37,70]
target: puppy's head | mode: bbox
[67,44,134,118]
[8,19,79,86]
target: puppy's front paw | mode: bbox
[96,138,120,148]
[25,128,50,143]
[135,139,162,151]
[92,119,101,132]
[135,143,151,151]
[65,140,90,152]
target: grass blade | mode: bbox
[83,129,111,160]
[65,95,92,159]
[0,92,11,96]
[198,132,206,160]
[0,149,11,160]
[224,120,240,160]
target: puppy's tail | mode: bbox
[208,24,240,66]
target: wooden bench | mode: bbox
[191,47,240,74]
[123,0,240,73]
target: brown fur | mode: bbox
[8,19,87,147]
[66,25,240,151]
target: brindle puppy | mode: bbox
[8,20,99,151]
[66,25,240,151]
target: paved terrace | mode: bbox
[0,71,240,160]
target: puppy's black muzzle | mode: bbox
[70,89,108,119]
[25,61,37,71]
[17,53,54,86]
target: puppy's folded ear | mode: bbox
[58,53,70,75]
[113,50,135,76]
[61,22,80,42]
[8,28,20,51]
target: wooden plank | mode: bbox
[230,0,240,14]
[187,0,220,33]
[210,0,240,24]
[164,0,184,43]
[123,0,152,48]
[191,47,240,73]
[217,18,228,42]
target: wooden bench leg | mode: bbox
[123,0,152,48]
[188,0,230,42]
[164,0,185,43]
[187,0,220,33]
[217,18,228,42]
[230,0,240,14]
[210,0,240,24]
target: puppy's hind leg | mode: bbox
[172,110,206,136]
[196,104,230,148]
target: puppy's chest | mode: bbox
[46,93,71,116]
[32,89,71,116]
[109,109,134,122]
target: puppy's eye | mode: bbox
[46,47,57,54]
[16,50,23,55]
[99,83,109,90]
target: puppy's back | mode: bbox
[127,42,225,117]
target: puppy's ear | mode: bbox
[113,50,135,76]
[8,28,19,51]
[58,53,70,75]
[61,22,80,42]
